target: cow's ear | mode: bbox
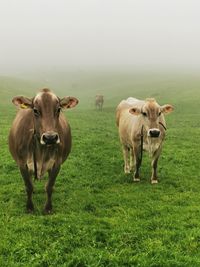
[129,107,141,116]
[161,104,174,114]
[12,96,33,109]
[60,97,79,109]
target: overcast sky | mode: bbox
[0,0,200,72]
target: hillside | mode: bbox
[1,71,200,266]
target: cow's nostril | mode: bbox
[42,132,59,144]
[149,130,160,138]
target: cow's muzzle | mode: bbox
[148,128,160,138]
[41,131,60,145]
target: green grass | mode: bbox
[1,70,200,266]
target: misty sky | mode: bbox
[0,0,200,71]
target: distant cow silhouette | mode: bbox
[95,95,104,110]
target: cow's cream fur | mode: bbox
[116,97,173,183]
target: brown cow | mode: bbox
[95,95,104,110]
[9,88,78,213]
[116,97,173,184]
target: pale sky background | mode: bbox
[0,0,199,72]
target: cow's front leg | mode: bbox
[133,145,141,182]
[44,164,60,213]
[122,145,130,173]
[151,147,162,184]
[20,165,34,212]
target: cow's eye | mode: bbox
[158,111,161,116]
[56,107,61,115]
[142,112,147,117]
[33,108,40,117]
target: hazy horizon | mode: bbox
[0,0,200,75]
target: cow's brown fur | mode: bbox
[9,88,78,213]
[116,97,173,184]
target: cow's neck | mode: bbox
[32,132,58,180]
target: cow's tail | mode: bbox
[116,106,121,127]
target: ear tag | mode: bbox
[20,103,28,109]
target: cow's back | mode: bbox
[9,109,34,164]
[116,98,144,126]
[116,98,143,146]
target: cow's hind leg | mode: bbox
[133,146,142,182]
[122,145,131,173]
[20,165,34,212]
[45,164,60,213]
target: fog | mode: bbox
[0,0,200,74]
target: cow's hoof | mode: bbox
[44,210,52,215]
[26,207,34,213]
[151,180,158,184]
[44,204,53,214]
[27,209,34,214]
[26,203,34,213]
[133,178,140,182]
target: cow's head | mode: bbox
[12,88,79,145]
[129,98,173,138]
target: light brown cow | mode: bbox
[9,88,79,213]
[95,95,104,110]
[116,97,173,184]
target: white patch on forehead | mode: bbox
[34,91,58,102]
[34,92,43,101]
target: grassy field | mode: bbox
[1,70,200,266]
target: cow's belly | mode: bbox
[27,157,55,179]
